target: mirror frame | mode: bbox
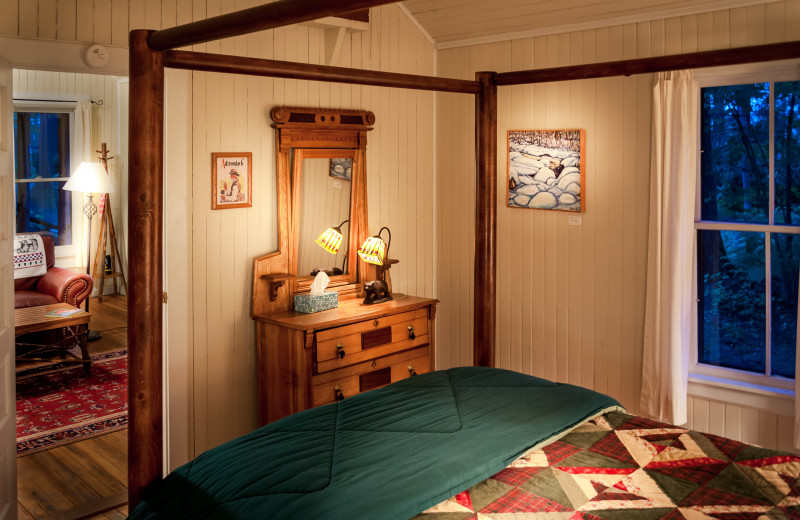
[252,106,376,317]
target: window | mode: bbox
[695,78,800,390]
[13,109,73,245]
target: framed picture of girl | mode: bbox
[212,152,252,210]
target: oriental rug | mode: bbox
[416,410,800,519]
[16,350,128,456]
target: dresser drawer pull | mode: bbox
[373,319,380,327]
[408,365,417,376]
[336,343,346,359]
[408,325,416,340]
[334,385,345,401]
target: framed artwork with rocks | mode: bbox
[507,129,585,212]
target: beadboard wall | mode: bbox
[12,69,128,292]
[2,0,436,457]
[186,6,435,455]
[435,0,799,452]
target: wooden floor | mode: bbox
[17,295,129,520]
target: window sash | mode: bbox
[13,102,80,260]
[693,70,800,386]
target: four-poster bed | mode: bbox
[127,0,800,511]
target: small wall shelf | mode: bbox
[262,273,297,302]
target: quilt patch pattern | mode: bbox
[415,411,800,519]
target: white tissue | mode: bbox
[310,271,330,295]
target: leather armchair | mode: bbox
[14,234,93,309]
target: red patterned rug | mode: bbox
[16,350,128,456]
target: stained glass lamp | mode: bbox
[357,227,390,266]
[315,219,349,254]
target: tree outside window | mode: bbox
[697,81,800,382]
[13,111,73,246]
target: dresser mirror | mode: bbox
[294,150,355,279]
[251,106,376,315]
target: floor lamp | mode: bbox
[63,161,114,340]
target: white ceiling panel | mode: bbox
[400,0,776,48]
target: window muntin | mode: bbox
[13,111,73,246]
[696,79,800,384]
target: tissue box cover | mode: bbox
[294,291,338,313]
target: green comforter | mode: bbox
[129,367,621,520]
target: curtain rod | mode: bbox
[13,98,104,106]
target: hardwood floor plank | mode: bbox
[17,501,36,520]
[17,455,78,516]
[17,295,128,520]
[56,491,127,520]
[31,450,104,505]
[68,431,128,484]
[53,445,126,497]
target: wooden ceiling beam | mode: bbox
[164,50,482,94]
[147,0,396,51]
[496,41,800,85]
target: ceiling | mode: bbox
[400,0,773,48]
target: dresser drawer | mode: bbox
[311,346,430,406]
[315,308,428,373]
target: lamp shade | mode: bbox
[357,235,386,265]
[63,161,114,194]
[315,226,344,254]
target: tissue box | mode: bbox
[294,291,338,313]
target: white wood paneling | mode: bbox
[3,0,436,457]
[12,69,127,285]
[404,0,780,47]
[435,0,799,453]
[184,4,436,454]
[0,55,17,520]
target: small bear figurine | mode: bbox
[363,279,392,305]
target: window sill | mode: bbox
[688,373,794,417]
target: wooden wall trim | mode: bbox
[128,29,165,508]
[147,0,397,50]
[164,50,481,94]
[495,40,800,85]
[473,71,497,367]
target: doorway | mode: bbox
[12,68,129,520]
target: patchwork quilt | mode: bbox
[415,411,800,519]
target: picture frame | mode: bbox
[212,152,252,210]
[329,157,353,181]
[507,129,586,212]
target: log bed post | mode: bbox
[474,72,497,367]
[128,29,165,507]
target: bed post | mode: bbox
[474,72,497,367]
[128,29,165,508]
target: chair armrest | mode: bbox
[36,267,93,308]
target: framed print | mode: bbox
[212,152,252,210]
[507,129,586,212]
[329,157,352,181]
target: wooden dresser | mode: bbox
[255,294,438,425]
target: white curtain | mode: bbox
[639,70,698,426]
[71,100,93,266]
[795,278,800,449]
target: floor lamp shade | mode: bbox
[63,162,114,194]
